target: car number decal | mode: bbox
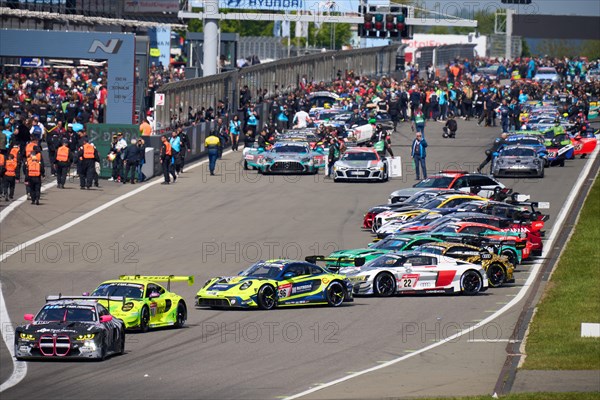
[399,274,420,288]
[278,283,292,298]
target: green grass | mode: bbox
[522,176,600,370]
[418,394,598,400]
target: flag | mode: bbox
[295,21,308,38]
[273,20,282,37]
[282,20,290,37]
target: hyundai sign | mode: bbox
[220,0,303,11]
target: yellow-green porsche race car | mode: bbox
[89,275,194,332]
[196,260,353,310]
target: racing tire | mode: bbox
[539,168,545,179]
[174,301,187,329]
[460,270,484,295]
[501,249,518,267]
[325,281,346,307]
[243,160,249,170]
[559,160,565,167]
[139,305,150,333]
[119,328,126,355]
[373,272,396,297]
[487,263,507,288]
[257,284,277,310]
[581,154,587,159]
[380,166,388,182]
[98,335,108,361]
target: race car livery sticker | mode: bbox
[291,282,314,295]
[278,283,293,298]
[399,274,420,288]
[322,278,330,285]
[149,302,157,317]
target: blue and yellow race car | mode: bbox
[196,260,353,309]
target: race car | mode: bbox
[362,189,462,230]
[196,260,353,309]
[332,147,389,182]
[492,145,545,178]
[324,235,445,272]
[413,242,515,287]
[89,275,194,332]
[14,296,125,360]
[251,141,326,174]
[571,133,597,158]
[388,171,504,203]
[372,194,488,231]
[346,251,488,296]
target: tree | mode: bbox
[309,23,352,50]
[581,40,600,60]
[521,39,531,58]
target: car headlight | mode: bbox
[265,158,274,163]
[122,302,134,312]
[19,333,35,341]
[368,166,383,171]
[533,158,540,165]
[239,281,253,290]
[75,333,96,341]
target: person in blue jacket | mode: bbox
[411,131,428,181]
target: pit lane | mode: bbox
[0,120,596,399]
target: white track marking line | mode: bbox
[0,150,232,392]
[283,148,598,400]
[0,181,56,224]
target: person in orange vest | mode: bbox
[2,153,17,201]
[26,149,45,205]
[9,144,20,181]
[160,135,176,184]
[54,139,73,189]
[0,152,4,199]
[23,138,41,183]
[79,137,99,190]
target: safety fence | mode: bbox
[414,44,477,78]
[155,44,401,131]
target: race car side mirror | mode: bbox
[100,315,113,323]
[283,272,295,279]
[24,314,34,321]
[82,292,90,296]
[149,292,160,299]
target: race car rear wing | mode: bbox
[305,255,366,272]
[119,275,195,291]
[426,234,526,250]
[46,295,125,302]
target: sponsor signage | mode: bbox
[20,58,44,67]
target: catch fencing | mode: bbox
[155,44,401,132]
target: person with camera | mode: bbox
[477,132,507,173]
[443,113,458,138]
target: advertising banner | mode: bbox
[87,124,140,178]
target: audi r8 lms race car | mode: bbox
[346,251,488,296]
[492,145,545,178]
[14,296,125,360]
[90,275,193,332]
[332,147,389,182]
[196,260,353,309]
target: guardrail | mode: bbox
[155,44,401,131]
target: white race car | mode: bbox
[346,251,488,296]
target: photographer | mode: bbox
[477,132,507,173]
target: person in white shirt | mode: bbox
[292,108,312,129]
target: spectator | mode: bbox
[411,131,428,181]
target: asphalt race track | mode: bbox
[0,120,597,400]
